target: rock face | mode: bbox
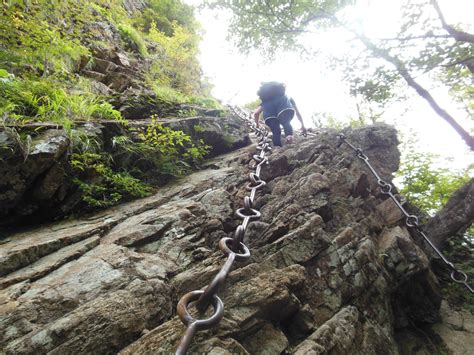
[0,114,249,226]
[0,129,70,224]
[432,301,474,354]
[0,123,456,354]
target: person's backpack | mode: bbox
[257,82,286,102]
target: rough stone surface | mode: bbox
[0,124,465,354]
[0,114,250,225]
[241,322,289,354]
[293,306,360,354]
[0,129,70,224]
[432,301,474,355]
[114,88,174,119]
[164,115,251,156]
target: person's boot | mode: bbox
[285,135,294,144]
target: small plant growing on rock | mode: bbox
[177,108,198,117]
[137,116,210,176]
[118,23,149,58]
[193,124,204,133]
[0,125,32,161]
[71,151,151,208]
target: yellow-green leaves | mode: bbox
[137,116,210,176]
[147,22,201,95]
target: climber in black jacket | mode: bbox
[253,82,306,146]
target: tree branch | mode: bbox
[424,178,474,249]
[352,32,474,151]
[377,34,451,42]
[431,0,474,44]
[300,12,333,27]
[441,55,474,68]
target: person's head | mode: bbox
[257,82,286,102]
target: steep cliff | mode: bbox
[3,120,470,354]
[0,0,240,225]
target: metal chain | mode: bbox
[175,106,272,354]
[338,133,473,294]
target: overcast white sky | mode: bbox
[185,0,473,170]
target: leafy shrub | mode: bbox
[147,22,201,95]
[397,150,472,215]
[138,117,209,175]
[118,23,149,57]
[111,117,209,177]
[71,152,151,208]
[189,96,222,109]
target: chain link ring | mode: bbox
[236,207,261,220]
[219,237,251,261]
[378,179,392,194]
[177,290,224,328]
[232,225,245,245]
[246,180,266,191]
[451,269,468,284]
[405,215,419,227]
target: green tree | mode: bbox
[147,22,202,95]
[204,0,354,55]
[134,0,196,35]
[397,149,472,215]
[205,0,474,150]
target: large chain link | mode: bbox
[338,134,473,294]
[175,106,272,354]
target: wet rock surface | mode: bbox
[1,123,467,354]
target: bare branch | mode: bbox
[376,34,451,42]
[441,55,474,68]
[424,178,474,249]
[347,28,474,150]
[431,0,474,44]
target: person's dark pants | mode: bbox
[265,116,293,146]
[262,95,295,146]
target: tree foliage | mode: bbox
[147,22,202,95]
[133,0,196,35]
[397,148,472,215]
[205,0,474,149]
[205,0,354,57]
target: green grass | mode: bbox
[0,72,126,128]
[118,23,149,58]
